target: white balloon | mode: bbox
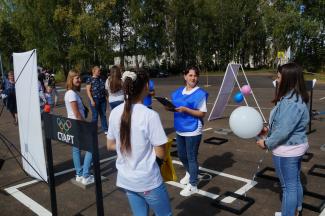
[229,106,263,139]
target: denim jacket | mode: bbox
[265,91,309,150]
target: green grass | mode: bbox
[200,68,325,83]
[304,72,325,83]
[201,68,275,76]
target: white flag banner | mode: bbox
[13,50,47,182]
[208,63,241,121]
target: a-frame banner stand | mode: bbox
[208,63,266,123]
[208,64,241,121]
[43,113,104,216]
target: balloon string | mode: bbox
[243,149,269,198]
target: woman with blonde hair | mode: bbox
[65,69,94,185]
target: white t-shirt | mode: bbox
[64,90,85,119]
[107,103,167,192]
[105,78,124,103]
[176,86,207,137]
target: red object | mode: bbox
[44,104,51,113]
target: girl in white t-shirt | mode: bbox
[105,65,124,110]
[64,70,94,185]
[106,70,172,216]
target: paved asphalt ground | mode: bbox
[0,74,324,216]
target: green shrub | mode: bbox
[55,69,66,83]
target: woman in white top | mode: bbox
[169,66,208,197]
[64,70,94,185]
[105,65,124,110]
[107,70,172,216]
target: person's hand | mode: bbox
[175,106,188,113]
[256,139,266,149]
[258,126,269,137]
[91,100,96,107]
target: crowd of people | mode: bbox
[0,62,310,216]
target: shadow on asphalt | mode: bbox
[198,152,236,189]
[52,144,116,187]
[176,193,222,216]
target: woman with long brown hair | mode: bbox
[105,65,124,110]
[106,70,172,215]
[257,63,309,216]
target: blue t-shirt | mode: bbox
[143,80,154,107]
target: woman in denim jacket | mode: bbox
[257,63,309,216]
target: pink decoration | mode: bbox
[241,85,252,95]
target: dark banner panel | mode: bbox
[43,113,97,152]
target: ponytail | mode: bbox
[120,70,149,154]
[120,78,133,154]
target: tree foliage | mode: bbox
[0,0,323,73]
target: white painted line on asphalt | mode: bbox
[4,155,117,216]
[202,128,212,132]
[167,160,257,204]
[6,179,39,189]
[166,181,219,200]
[320,208,325,216]
[54,155,117,177]
[5,180,51,216]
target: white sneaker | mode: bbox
[275,212,282,216]
[180,184,198,197]
[75,175,83,183]
[82,175,94,185]
[180,172,190,185]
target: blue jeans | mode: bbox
[125,183,172,216]
[272,155,303,216]
[72,146,92,178]
[90,97,108,131]
[109,100,124,110]
[176,134,202,186]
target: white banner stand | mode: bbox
[13,49,48,182]
[208,63,266,123]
